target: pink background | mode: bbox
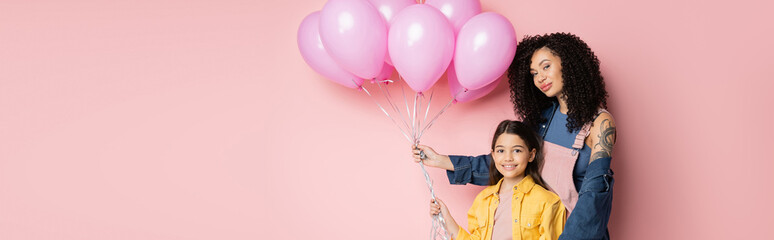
[2,0,773,239]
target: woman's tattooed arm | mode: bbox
[590,116,616,163]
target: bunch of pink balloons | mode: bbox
[297,0,517,103]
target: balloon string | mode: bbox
[400,76,412,126]
[418,89,462,140]
[413,91,419,142]
[414,89,452,240]
[358,81,413,145]
[418,149,451,240]
[424,89,434,124]
[362,77,452,240]
[377,80,414,135]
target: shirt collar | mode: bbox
[483,175,537,197]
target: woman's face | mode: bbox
[530,47,564,98]
[492,133,535,180]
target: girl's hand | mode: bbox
[412,145,454,171]
[430,198,460,238]
[429,198,451,218]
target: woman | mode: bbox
[414,32,616,239]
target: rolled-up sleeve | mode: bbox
[560,157,614,240]
[446,154,492,186]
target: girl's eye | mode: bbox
[543,64,550,70]
[496,149,504,153]
[530,72,537,76]
[513,149,522,153]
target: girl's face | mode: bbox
[492,133,536,180]
[530,47,564,98]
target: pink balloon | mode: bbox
[319,0,387,79]
[448,63,500,103]
[388,4,455,93]
[367,0,416,66]
[454,12,516,90]
[426,0,482,34]
[374,62,394,81]
[297,11,364,89]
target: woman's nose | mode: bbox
[537,72,547,82]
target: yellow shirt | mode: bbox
[457,175,566,240]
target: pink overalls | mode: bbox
[540,109,610,216]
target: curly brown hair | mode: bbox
[507,32,608,132]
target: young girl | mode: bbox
[429,120,565,240]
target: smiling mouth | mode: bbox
[502,164,517,169]
[540,83,552,92]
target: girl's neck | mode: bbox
[556,94,569,114]
[500,175,525,193]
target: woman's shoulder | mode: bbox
[594,111,614,124]
[588,109,617,161]
[588,110,615,138]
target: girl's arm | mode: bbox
[430,198,461,239]
[539,199,567,240]
[430,197,489,240]
[413,145,492,186]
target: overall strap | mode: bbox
[572,108,610,149]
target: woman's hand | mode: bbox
[412,145,454,171]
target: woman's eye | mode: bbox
[530,72,537,76]
[543,65,550,70]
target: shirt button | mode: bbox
[514,219,518,223]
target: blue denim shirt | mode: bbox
[446,101,614,239]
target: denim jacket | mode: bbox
[446,101,614,239]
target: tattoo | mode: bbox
[590,119,616,162]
